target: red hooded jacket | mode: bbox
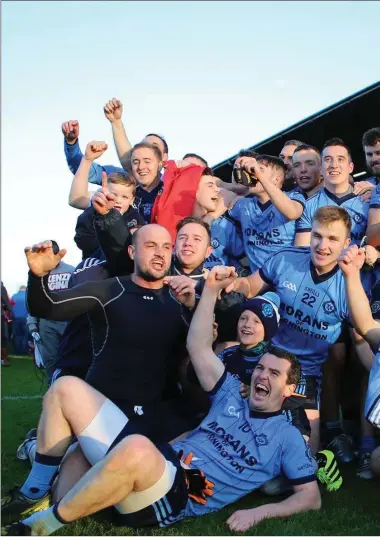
[150,160,207,244]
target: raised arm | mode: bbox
[339,244,380,352]
[103,99,132,171]
[240,157,303,220]
[225,268,269,299]
[25,241,117,321]
[186,266,237,391]
[68,141,108,209]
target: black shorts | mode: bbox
[110,399,194,444]
[303,376,322,411]
[113,443,188,528]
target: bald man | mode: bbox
[2,229,196,525]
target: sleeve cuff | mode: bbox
[296,228,312,233]
[289,474,317,485]
[259,268,273,286]
[293,199,305,209]
[206,369,227,396]
[370,204,380,209]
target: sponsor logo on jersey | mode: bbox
[284,281,297,291]
[206,421,257,470]
[134,406,144,415]
[280,302,329,331]
[143,296,154,300]
[48,273,71,291]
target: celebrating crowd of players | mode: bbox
[1,99,380,535]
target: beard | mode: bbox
[135,265,169,282]
[367,164,380,179]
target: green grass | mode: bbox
[2,357,380,535]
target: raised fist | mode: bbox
[338,244,366,276]
[103,98,123,123]
[84,141,108,162]
[61,120,79,144]
[25,241,66,277]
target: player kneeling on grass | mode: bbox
[2,267,321,536]
[339,244,380,476]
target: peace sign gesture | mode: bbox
[91,172,116,215]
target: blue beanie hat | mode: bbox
[240,292,280,341]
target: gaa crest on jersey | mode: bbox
[211,238,220,249]
[323,300,336,315]
[254,433,269,446]
[352,213,364,224]
[371,301,380,314]
[128,219,138,228]
[262,303,274,318]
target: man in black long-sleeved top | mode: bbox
[2,226,197,523]
[26,226,194,415]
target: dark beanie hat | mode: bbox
[240,292,280,341]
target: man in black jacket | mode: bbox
[2,226,196,524]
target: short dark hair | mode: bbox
[238,148,260,159]
[293,144,321,157]
[256,154,287,177]
[107,172,137,195]
[182,153,208,167]
[266,345,301,385]
[362,128,380,148]
[283,140,303,148]
[144,133,169,156]
[131,142,163,162]
[176,216,211,243]
[322,137,352,161]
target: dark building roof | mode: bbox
[212,81,380,182]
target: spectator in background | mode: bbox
[1,281,13,366]
[11,285,28,355]
[27,241,75,383]
[279,139,304,191]
[291,144,324,198]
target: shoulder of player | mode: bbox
[267,246,311,266]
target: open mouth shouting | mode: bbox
[151,258,165,271]
[254,382,270,400]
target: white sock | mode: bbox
[22,505,66,536]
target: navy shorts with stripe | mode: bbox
[113,443,189,528]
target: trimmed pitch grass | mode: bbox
[2,357,380,535]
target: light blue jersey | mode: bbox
[296,187,369,245]
[369,181,380,209]
[366,348,380,429]
[228,191,305,273]
[173,372,316,517]
[260,247,357,376]
[205,215,248,276]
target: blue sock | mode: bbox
[360,436,377,455]
[20,452,63,499]
[22,504,67,535]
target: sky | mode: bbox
[2,0,379,294]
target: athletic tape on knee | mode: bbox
[115,460,177,514]
[78,399,129,466]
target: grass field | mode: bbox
[2,356,380,536]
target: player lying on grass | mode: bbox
[2,267,321,535]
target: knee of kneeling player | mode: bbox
[107,434,157,471]
[44,375,88,407]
